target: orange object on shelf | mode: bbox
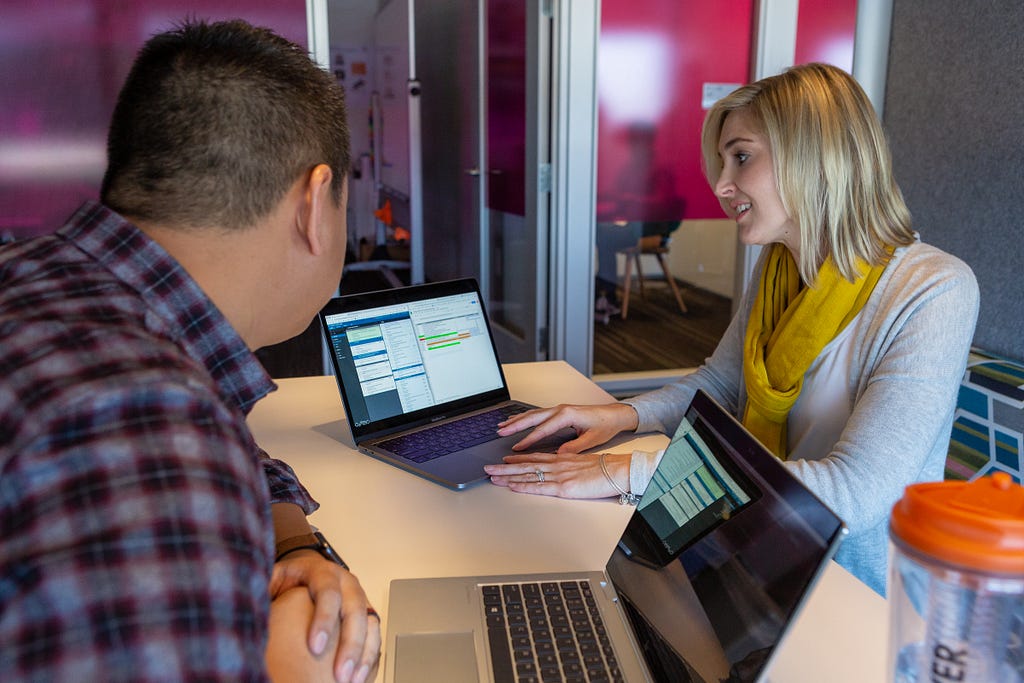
[374,199,392,226]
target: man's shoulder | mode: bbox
[2,293,176,377]
[5,317,207,390]
[0,315,218,444]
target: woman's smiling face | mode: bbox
[714,108,800,260]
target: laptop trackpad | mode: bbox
[394,632,478,683]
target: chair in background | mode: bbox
[617,222,687,320]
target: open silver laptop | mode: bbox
[383,390,847,682]
[318,278,572,490]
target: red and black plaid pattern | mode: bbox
[0,202,317,680]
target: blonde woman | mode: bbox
[485,63,979,596]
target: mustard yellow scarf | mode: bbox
[742,244,888,459]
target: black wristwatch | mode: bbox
[274,530,348,569]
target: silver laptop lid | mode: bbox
[607,389,846,682]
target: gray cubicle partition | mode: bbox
[883,0,1024,361]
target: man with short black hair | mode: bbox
[0,19,379,682]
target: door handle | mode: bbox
[464,168,481,176]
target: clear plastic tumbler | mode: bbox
[888,472,1024,683]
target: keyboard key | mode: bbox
[488,625,515,683]
[516,661,538,676]
[514,647,534,663]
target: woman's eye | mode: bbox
[736,152,750,164]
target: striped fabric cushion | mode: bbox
[946,349,1024,482]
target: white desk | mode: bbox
[247,361,889,682]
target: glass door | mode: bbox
[590,0,754,381]
[413,0,550,362]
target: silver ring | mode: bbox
[535,469,545,482]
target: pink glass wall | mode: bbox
[596,1,755,223]
[596,0,858,224]
[0,1,306,240]
[794,0,857,72]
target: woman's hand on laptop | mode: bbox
[496,402,639,454]
[485,451,633,500]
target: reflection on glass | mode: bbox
[638,417,755,558]
[0,2,306,242]
[486,0,528,340]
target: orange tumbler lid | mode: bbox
[890,472,1024,574]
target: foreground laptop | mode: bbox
[383,390,847,683]
[319,278,572,490]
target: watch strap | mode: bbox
[274,533,320,562]
[274,531,349,569]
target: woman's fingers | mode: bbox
[503,403,639,453]
[497,406,554,432]
[485,452,632,500]
[507,406,593,451]
[499,407,575,449]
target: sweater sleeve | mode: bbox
[629,449,664,495]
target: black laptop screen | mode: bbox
[609,390,845,682]
[621,413,760,567]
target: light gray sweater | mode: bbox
[625,239,979,595]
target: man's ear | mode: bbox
[298,164,334,256]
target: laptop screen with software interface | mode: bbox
[321,282,508,437]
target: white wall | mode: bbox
[666,219,736,298]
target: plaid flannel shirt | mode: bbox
[0,201,317,681]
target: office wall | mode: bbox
[884,0,1024,361]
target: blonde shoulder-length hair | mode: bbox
[701,62,914,284]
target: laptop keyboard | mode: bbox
[377,404,527,463]
[482,580,624,683]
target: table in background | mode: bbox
[248,361,889,682]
